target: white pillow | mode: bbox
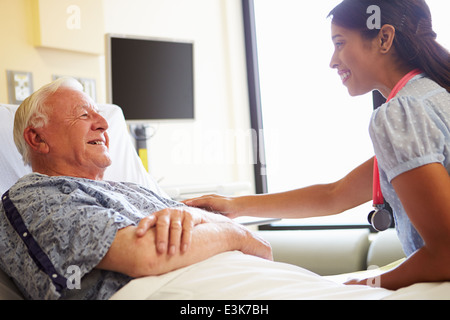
[0,104,32,195]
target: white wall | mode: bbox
[0,0,104,103]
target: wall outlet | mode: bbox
[7,70,34,104]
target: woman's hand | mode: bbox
[344,277,380,287]
[183,194,241,219]
[136,207,203,255]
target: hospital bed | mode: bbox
[1,103,449,300]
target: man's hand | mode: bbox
[98,208,272,278]
[237,224,273,261]
[136,207,204,255]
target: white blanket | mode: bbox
[111,251,392,300]
[112,251,450,300]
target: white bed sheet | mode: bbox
[112,252,450,300]
[111,251,393,300]
[326,266,450,300]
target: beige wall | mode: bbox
[0,0,104,103]
[0,0,255,190]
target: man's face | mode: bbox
[36,88,111,179]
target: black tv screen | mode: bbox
[107,35,194,120]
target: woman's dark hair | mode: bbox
[328,0,450,92]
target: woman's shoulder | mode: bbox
[399,74,449,103]
[372,75,449,127]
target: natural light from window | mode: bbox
[253,0,450,226]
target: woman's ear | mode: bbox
[23,127,49,154]
[378,24,396,54]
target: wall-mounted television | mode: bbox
[106,34,194,121]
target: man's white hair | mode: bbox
[13,77,84,166]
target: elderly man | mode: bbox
[0,78,271,300]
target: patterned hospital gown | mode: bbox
[369,74,450,256]
[0,173,183,300]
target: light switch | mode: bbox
[7,70,34,104]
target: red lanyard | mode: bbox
[372,69,422,206]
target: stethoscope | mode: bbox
[367,157,392,231]
[367,69,422,232]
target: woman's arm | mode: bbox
[185,157,374,220]
[350,162,450,289]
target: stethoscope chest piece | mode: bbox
[368,207,392,232]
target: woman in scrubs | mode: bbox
[185,0,450,290]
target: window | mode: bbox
[243,0,450,229]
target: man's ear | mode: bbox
[23,127,49,154]
[378,24,396,54]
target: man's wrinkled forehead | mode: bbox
[46,87,96,113]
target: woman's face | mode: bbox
[329,23,381,96]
